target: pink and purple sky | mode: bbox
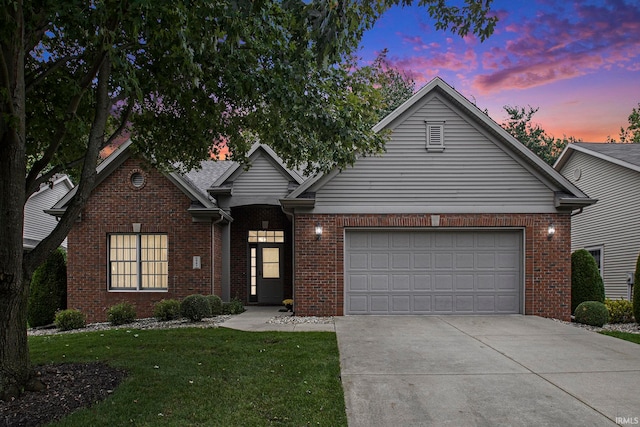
[358,0,640,142]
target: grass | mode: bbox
[29,328,347,426]
[600,330,640,345]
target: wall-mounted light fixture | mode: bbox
[547,223,556,239]
[315,223,323,240]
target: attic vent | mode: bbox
[130,171,146,189]
[425,121,445,152]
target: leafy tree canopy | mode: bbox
[501,105,580,165]
[1,0,498,400]
[607,103,640,143]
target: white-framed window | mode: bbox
[425,121,445,152]
[585,245,604,278]
[247,230,284,243]
[108,233,168,290]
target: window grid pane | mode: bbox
[109,233,168,290]
[247,230,284,243]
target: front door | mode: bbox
[248,230,285,304]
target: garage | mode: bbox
[344,229,522,315]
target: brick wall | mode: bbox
[229,205,293,303]
[67,157,215,322]
[293,213,572,320]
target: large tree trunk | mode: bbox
[0,0,31,400]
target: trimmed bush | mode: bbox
[571,249,605,313]
[154,299,182,321]
[634,252,640,325]
[574,301,609,327]
[27,248,67,327]
[605,298,634,324]
[54,309,86,331]
[107,302,137,326]
[206,295,223,316]
[222,297,245,315]
[180,294,211,321]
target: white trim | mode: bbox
[299,205,561,214]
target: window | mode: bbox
[248,230,284,243]
[586,246,603,278]
[109,234,168,290]
[425,121,445,151]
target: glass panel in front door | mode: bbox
[262,247,280,278]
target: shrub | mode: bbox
[27,248,67,327]
[634,252,640,325]
[180,294,211,321]
[206,295,223,316]
[574,301,609,327]
[54,309,86,331]
[605,299,635,324]
[222,297,245,315]
[571,249,605,313]
[154,299,182,321]
[107,302,137,326]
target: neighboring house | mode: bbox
[555,143,640,300]
[49,77,594,322]
[24,174,74,251]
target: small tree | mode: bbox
[27,248,67,327]
[571,249,605,313]
[633,252,640,324]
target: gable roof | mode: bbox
[554,142,640,174]
[286,77,595,210]
[48,139,232,222]
[209,143,304,190]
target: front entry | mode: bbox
[248,230,285,304]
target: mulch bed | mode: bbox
[0,363,126,427]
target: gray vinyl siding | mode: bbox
[228,154,292,206]
[560,151,640,299]
[313,94,556,213]
[24,183,69,249]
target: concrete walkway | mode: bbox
[335,315,640,427]
[220,306,335,332]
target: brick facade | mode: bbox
[293,213,572,320]
[67,157,219,322]
[229,205,293,303]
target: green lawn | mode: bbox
[600,330,640,345]
[30,328,347,426]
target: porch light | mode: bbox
[315,223,323,240]
[547,223,556,239]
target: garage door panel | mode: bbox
[345,230,522,315]
[392,275,410,290]
[392,253,411,269]
[434,275,453,290]
[371,275,389,290]
[370,296,390,312]
[348,274,368,291]
[414,275,431,290]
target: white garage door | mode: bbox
[345,230,522,315]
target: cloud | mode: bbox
[473,0,640,93]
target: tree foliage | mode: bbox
[0,0,497,399]
[27,248,67,328]
[501,106,579,165]
[608,103,640,143]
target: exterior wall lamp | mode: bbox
[547,223,556,239]
[315,223,323,240]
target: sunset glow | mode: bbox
[359,0,640,142]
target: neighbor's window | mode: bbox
[586,246,603,278]
[109,234,168,290]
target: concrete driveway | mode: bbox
[335,315,640,426]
